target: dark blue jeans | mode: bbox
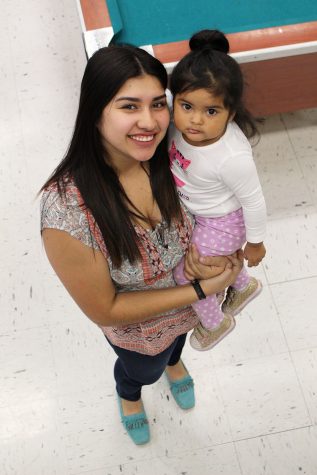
[107,333,187,401]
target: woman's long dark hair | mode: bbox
[40,45,181,267]
[170,29,259,139]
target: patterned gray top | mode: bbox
[40,179,199,355]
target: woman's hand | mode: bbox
[199,250,244,296]
[184,244,231,280]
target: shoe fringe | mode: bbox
[176,380,194,394]
[125,418,149,430]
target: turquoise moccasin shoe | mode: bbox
[117,395,150,445]
[165,362,195,410]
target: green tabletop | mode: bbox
[106,0,317,46]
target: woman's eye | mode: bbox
[207,108,217,116]
[182,103,191,111]
[153,101,167,109]
[122,104,137,110]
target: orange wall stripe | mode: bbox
[80,0,112,30]
[153,21,317,64]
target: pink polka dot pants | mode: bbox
[173,208,251,330]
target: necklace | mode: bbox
[156,222,169,249]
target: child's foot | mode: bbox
[222,277,262,317]
[189,314,236,351]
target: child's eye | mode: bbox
[181,103,191,111]
[207,108,217,116]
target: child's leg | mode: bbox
[222,257,262,317]
[231,266,251,291]
[190,210,246,312]
[173,256,225,306]
[192,294,224,330]
[175,209,253,350]
[195,210,262,317]
[173,256,190,286]
[173,222,226,329]
[185,217,238,350]
[189,211,247,323]
[189,210,256,350]
[222,276,262,317]
[174,256,236,350]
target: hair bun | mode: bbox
[189,29,229,54]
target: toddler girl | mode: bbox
[169,30,267,351]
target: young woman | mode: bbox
[40,44,243,445]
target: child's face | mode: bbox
[173,89,233,146]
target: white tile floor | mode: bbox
[1,1,317,474]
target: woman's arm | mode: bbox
[43,228,242,327]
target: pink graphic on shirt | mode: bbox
[169,141,191,187]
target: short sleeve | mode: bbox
[40,188,100,251]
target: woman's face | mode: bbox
[99,74,170,166]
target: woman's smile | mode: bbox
[128,133,155,142]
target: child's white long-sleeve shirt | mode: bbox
[169,121,267,243]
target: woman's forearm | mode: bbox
[91,264,239,327]
[93,283,199,326]
[42,228,242,329]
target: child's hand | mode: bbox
[243,242,266,267]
